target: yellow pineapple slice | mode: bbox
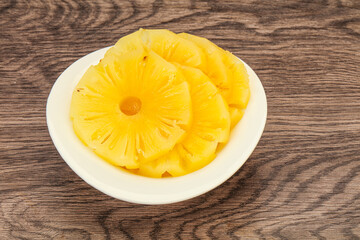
[102,30,144,62]
[145,29,205,68]
[178,32,229,89]
[104,29,205,69]
[139,66,230,177]
[228,107,245,129]
[137,150,188,178]
[178,33,250,127]
[70,50,192,169]
[222,51,250,126]
[222,51,250,108]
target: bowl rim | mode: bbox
[46,46,267,205]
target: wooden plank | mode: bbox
[1,0,359,239]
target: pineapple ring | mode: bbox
[138,65,230,178]
[70,50,192,169]
[178,33,250,127]
[105,28,205,69]
[178,33,229,89]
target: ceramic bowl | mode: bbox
[46,47,267,204]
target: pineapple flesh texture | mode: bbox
[139,65,230,177]
[70,49,192,169]
[178,33,250,127]
[105,29,205,69]
[178,33,229,89]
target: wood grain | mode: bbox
[1,0,360,239]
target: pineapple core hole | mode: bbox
[120,97,142,116]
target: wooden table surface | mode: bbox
[1,0,360,239]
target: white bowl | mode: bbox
[46,46,267,205]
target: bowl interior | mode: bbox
[46,47,267,204]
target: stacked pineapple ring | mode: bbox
[70,29,250,178]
